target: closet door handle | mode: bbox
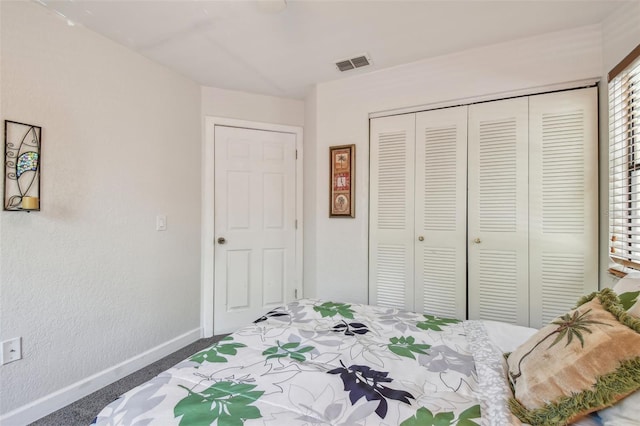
[217,237,226,244]
[473,238,481,244]
[418,236,424,241]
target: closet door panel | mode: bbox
[468,98,530,325]
[415,106,468,319]
[369,114,416,310]
[528,87,598,328]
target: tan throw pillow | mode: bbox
[506,288,640,425]
[601,278,640,424]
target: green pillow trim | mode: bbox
[576,288,640,333]
[509,358,640,426]
[508,288,640,425]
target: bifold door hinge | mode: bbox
[295,219,298,229]
[295,289,298,298]
[295,149,298,159]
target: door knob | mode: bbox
[418,236,425,241]
[217,237,226,244]
[473,238,481,244]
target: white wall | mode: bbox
[602,2,640,73]
[307,25,604,303]
[0,2,201,422]
[201,86,304,127]
[599,2,640,287]
[303,87,318,298]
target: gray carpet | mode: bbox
[29,335,226,426]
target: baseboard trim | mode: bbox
[0,327,202,426]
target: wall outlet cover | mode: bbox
[1,337,22,364]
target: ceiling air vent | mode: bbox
[335,54,371,72]
[336,60,354,72]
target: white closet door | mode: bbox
[414,106,468,319]
[369,114,416,310]
[468,98,530,325]
[528,87,598,328]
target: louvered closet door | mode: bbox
[528,88,598,328]
[414,107,467,319]
[468,98,530,325]
[369,114,416,310]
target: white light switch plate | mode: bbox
[1,337,22,365]
[156,215,167,231]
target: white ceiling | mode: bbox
[38,0,628,100]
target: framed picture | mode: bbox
[329,144,355,217]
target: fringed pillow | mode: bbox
[506,288,640,426]
[598,278,640,425]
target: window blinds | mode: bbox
[609,46,640,270]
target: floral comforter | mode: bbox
[93,299,520,425]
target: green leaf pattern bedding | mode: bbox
[93,299,519,425]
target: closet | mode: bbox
[369,87,598,327]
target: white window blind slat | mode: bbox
[609,52,640,268]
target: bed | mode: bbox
[93,292,640,426]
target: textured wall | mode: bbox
[201,86,304,127]
[307,25,604,304]
[602,2,640,72]
[303,86,318,299]
[0,1,201,416]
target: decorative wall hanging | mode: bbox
[329,144,355,217]
[4,120,41,211]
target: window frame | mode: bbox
[609,44,640,275]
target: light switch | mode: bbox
[156,215,167,231]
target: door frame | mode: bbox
[202,117,304,337]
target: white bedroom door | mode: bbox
[369,114,416,311]
[468,97,530,326]
[214,125,297,334]
[528,87,598,328]
[414,106,468,319]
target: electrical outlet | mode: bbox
[1,337,22,365]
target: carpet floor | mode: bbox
[29,335,225,426]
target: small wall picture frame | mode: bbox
[329,144,355,218]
